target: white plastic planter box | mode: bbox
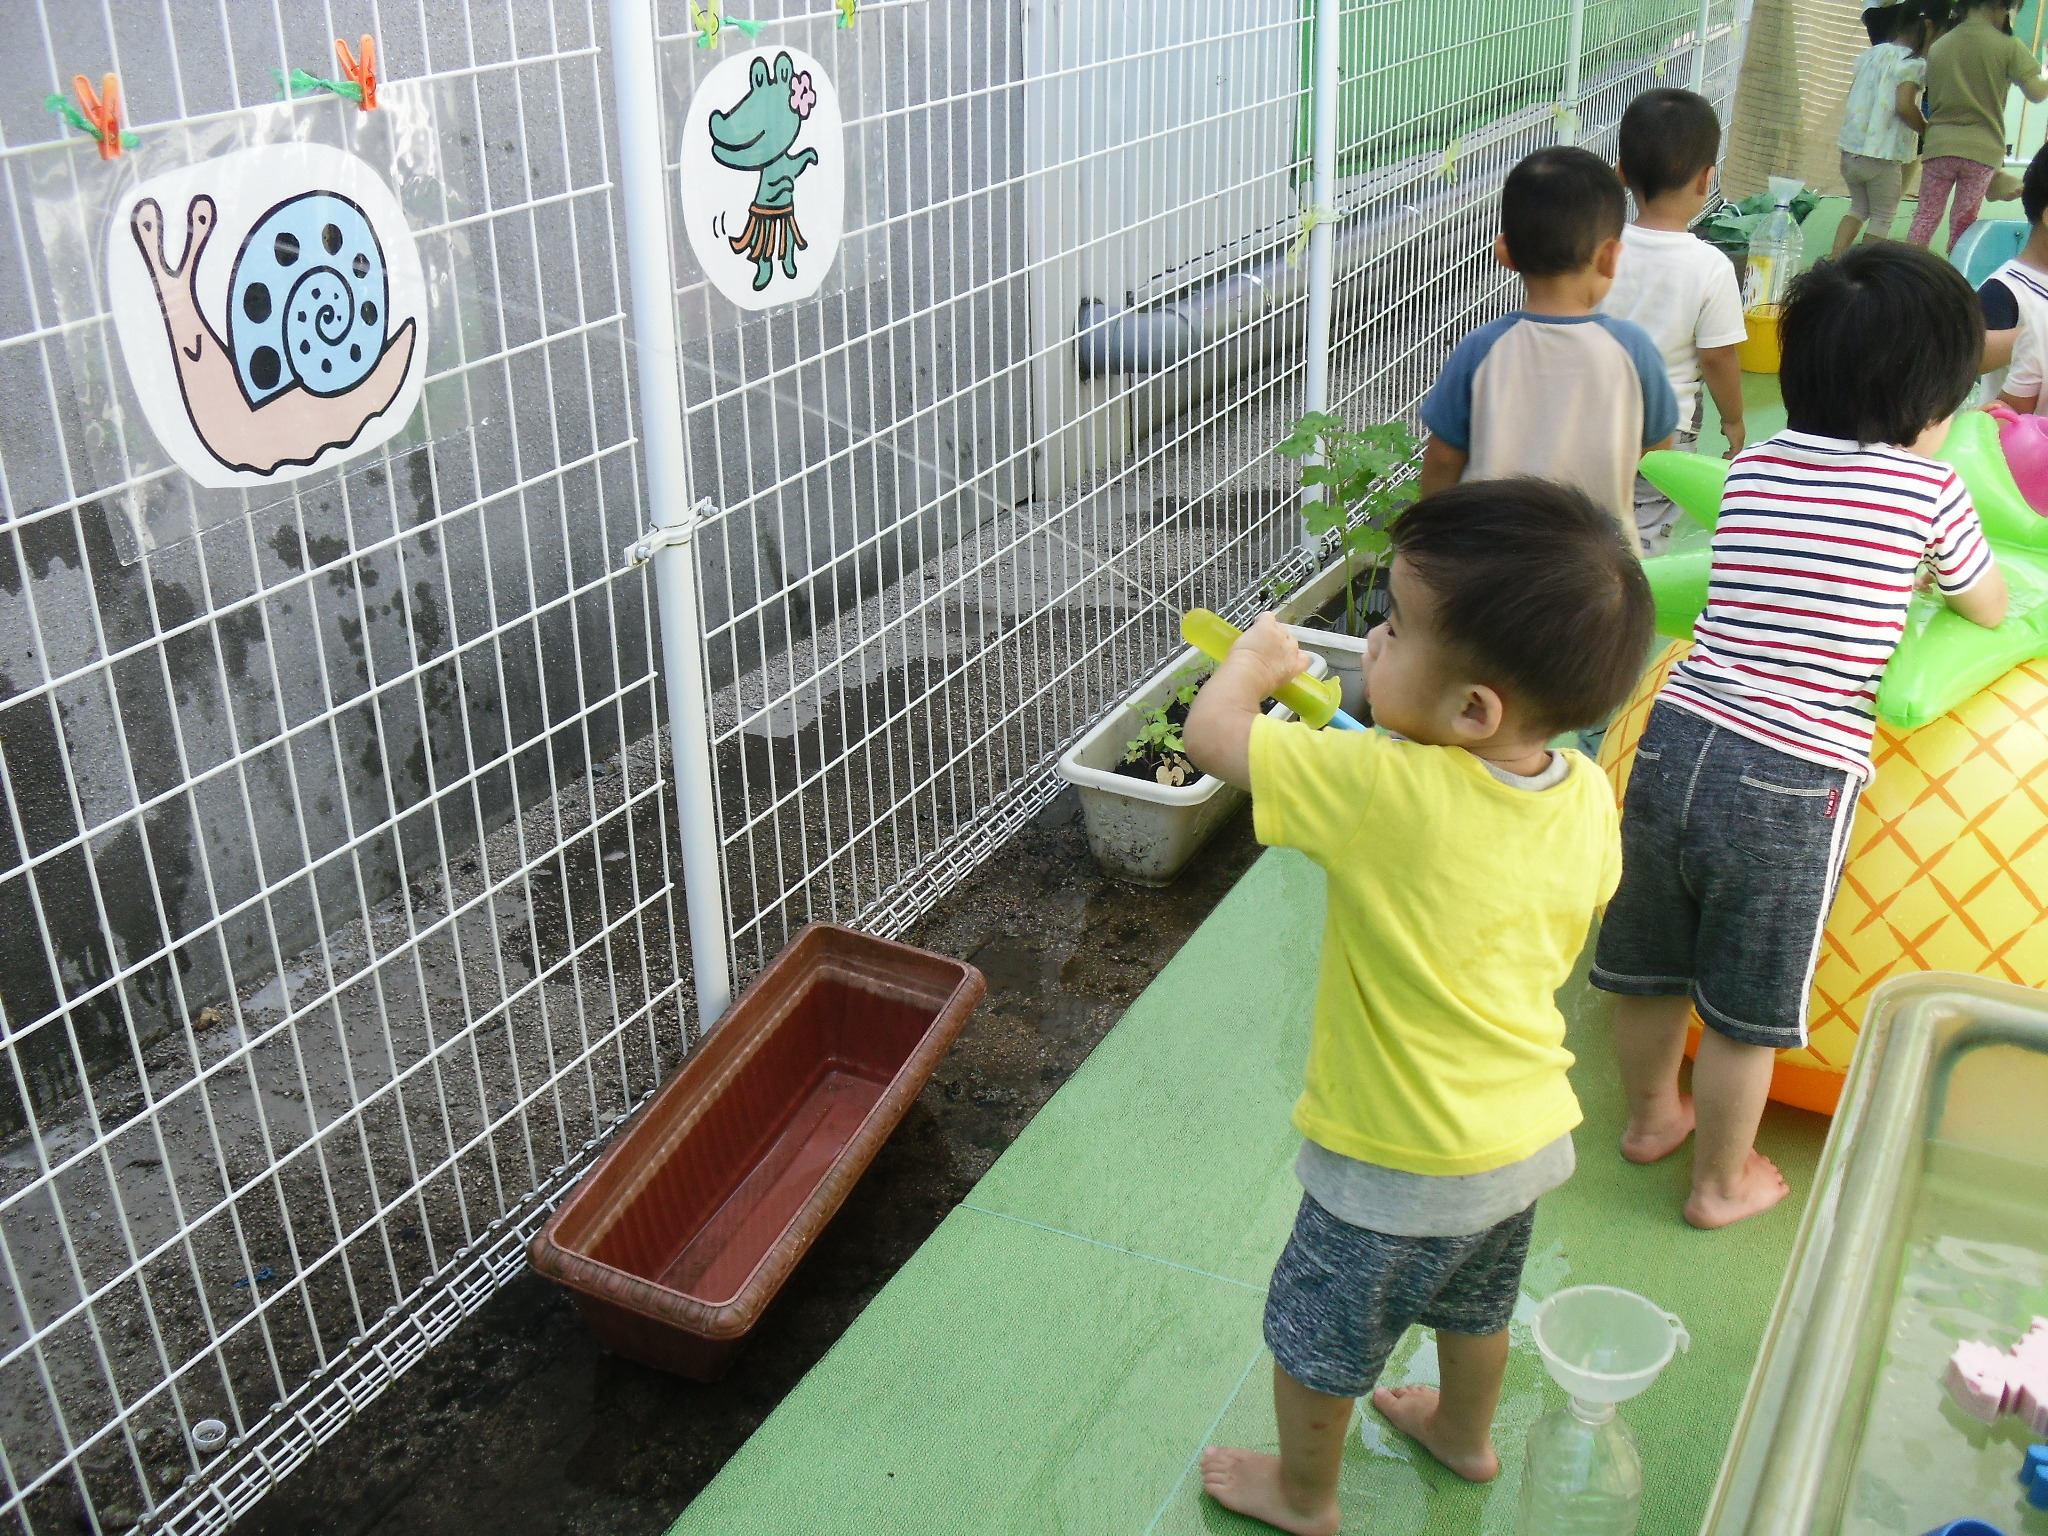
[1057,647,1327,886]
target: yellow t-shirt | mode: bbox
[1248,715,1622,1176]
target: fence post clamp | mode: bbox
[623,499,713,568]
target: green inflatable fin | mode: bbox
[1933,409,2048,552]
[1639,449,1729,532]
[1876,548,2048,729]
[1642,549,1711,641]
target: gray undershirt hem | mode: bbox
[1296,1133,1577,1238]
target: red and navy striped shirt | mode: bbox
[1660,431,1995,780]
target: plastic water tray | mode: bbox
[1704,973,2048,1534]
[528,924,984,1380]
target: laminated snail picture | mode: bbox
[680,46,845,311]
[106,142,427,489]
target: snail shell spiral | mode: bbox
[227,191,390,406]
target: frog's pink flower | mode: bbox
[790,72,817,120]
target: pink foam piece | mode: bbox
[2016,1321,2048,1436]
[1947,1339,2015,1422]
[1991,406,2048,515]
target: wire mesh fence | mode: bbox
[695,0,1754,977]
[0,5,686,1533]
[0,0,1751,1531]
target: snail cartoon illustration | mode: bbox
[130,191,417,476]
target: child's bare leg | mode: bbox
[1684,1027,1789,1228]
[1199,1364,1347,1536]
[1612,993,1696,1162]
[1371,1327,1507,1481]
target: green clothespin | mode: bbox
[1287,204,1331,268]
[1440,138,1462,184]
[837,0,857,26]
[1655,54,1668,79]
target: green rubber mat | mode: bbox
[669,848,1832,1536]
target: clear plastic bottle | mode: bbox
[1742,175,1805,313]
[1517,1396,1644,1536]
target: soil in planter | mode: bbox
[1113,669,1207,788]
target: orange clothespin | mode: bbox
[335,35,377,111]
[74,73,124,159]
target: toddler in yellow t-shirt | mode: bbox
[1182,477,1653,1536]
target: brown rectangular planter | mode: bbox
[527,923,984,1380]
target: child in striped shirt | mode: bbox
[1591,243,2008,1229]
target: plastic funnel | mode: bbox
[1768,174,1803,206]
[1530,1285,1689,1406]
[1181,609,1352,729]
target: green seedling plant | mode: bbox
[1121,665,1209,787]
[1275,413,1420,636]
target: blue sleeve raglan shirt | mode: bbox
[1422,311,1679,551]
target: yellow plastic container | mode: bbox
[1736,304,1782,374]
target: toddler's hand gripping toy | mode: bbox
[1180,610,1367,731]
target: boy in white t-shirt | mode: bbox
[1600,90,1748,555]
[1982,144,2048,406]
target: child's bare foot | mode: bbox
[1684,1150,1789,1229]
[1198,1447,1340,1536]
[1369,1384,1500,1482]
[1621,1095,1695,1164]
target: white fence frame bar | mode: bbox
[610,0,735,1027]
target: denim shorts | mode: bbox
[1591,701,1861,1049]
[1263,1193,1535,1399]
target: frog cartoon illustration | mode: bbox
[709,51,820,291]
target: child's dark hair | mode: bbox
[1780,243,1981,447]
[1501,148,1627,277]
[1617,90,1722,202]
[1389,479,1653,734]
[2023,139,2048,226]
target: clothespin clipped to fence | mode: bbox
[1552,103,1580,142]
[1654,53,1668,79]
[274,67,362,104]
[836,0,858,28]
[274,36,376,107]
[689,0,766,48]
[335,35,378,110]
[47,73,137,159]
[1287,203,1332,268]
[1440,137,1462,184]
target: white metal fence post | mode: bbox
[1561,0,1588,144]
[1301,0,1342,545]
[609,0,734,1026]
[1692,0,1716,92]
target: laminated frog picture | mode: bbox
[105,142,429,488]
[680,47,845,310]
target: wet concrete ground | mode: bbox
[235,789,1264,1536]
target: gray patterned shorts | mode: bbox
[1263,1193,1536,1399]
